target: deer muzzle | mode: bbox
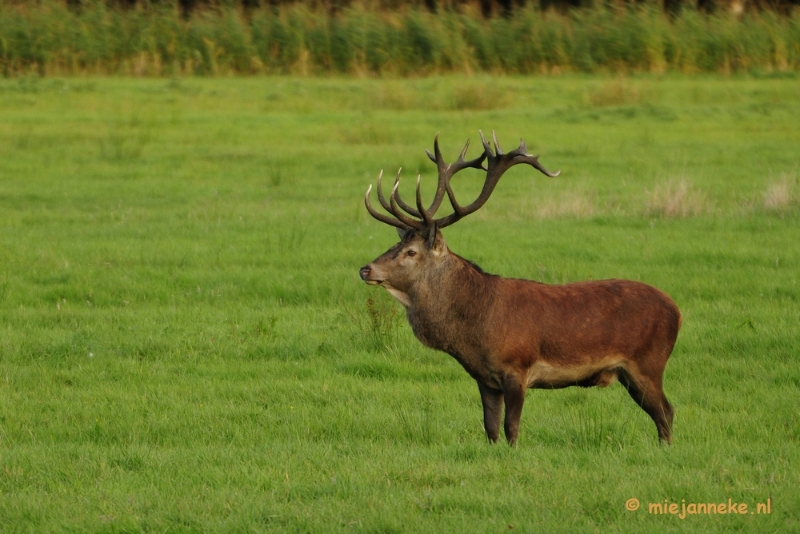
[359,265,381,285]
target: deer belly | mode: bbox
[526,358,626,389]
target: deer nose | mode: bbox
[359,266,371,281]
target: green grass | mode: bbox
[0,74,799,532]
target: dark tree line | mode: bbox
[38,0,800,16]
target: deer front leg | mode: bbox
[478,382,504,443]
[503,374,527,446]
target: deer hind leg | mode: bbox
[478,382,504,443]
[618,366,674,444]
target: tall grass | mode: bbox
[2,1,800,76]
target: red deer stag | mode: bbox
[359,131,681,445]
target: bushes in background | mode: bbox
[1,1,799,76]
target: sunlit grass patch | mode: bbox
[763,174,798,211]
[532,190,597,219]
[644,179,712,218]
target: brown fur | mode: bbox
[360,229,681,445]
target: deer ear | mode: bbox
[396,227,408,239]
[428,226,446,255]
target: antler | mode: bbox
[364,171,421,231]
[424,134,488,220]
[364,131,559,232]
[434,130,560,229]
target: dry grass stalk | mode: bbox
[536,192,596,219]
[763,176,797,211]
[645,180,709,218]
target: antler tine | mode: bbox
[390,169,423,218]
[432,134,444,167]
[424,134,448,218]
[434,132,560,229]
[457,138,472,162]
[415,175,433,226]
[425,133,442,165]
[508,138,561,178]
[454,138,487,171]
[375,170,393,213]
[514,139,561,178]
[389,180,425,230]
[492,130,503,155]
[364,183,411,230]
[479,130,493,157]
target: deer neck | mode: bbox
[405,253,494,351]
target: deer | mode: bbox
[358,131,681,446]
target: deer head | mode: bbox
[359,131,560,305]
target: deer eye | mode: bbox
[406,250,417,257]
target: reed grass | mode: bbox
[2,1,800,76]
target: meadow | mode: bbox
[0,74,799,532]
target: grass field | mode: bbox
[0,74,799,532]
